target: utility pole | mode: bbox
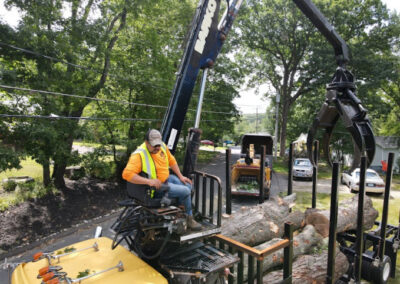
[274,92,280,158]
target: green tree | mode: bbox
[237,0,399,157]
[1,0,133,187]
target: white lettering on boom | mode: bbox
[194,0,217,55]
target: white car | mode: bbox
[341,168,385,194]
[293,158,313,180]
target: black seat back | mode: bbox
[126,172,178,208]
[126,182,164,207]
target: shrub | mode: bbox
[81,149,116,180]
[3,180,17,192]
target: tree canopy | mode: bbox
[0,0,399,187]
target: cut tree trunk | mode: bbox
[221,194,304,246]
[305,194,378,237]
[262,247,349,283]
[240,225,323,281]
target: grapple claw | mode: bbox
[307,68,375,172]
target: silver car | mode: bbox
[293,158,313,180]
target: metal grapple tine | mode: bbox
[307,88,375,172]
[307,98,339,167]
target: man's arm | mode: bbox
[122,153,162,189]
[130,174,162,189]
[170,163,192,185]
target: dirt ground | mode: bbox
[0,178,125,253]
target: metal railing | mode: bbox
[192,170,223,226]
[213,222,294,284]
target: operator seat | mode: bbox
[126,173,178,208]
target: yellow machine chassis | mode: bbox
[231,158,271,194]
[11,237,167,284]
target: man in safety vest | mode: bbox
[122,129,201,231]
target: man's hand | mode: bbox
[179,176,192,185]
[148,179,162,189]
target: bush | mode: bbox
[15,181,57,203]
[81,149,116,180]
[3,180,17,192]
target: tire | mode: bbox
[361,255,391,284]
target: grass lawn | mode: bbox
[73,141,126,151]
[293,191,400,284]
[392,175,400,191]
[0,158,44,182]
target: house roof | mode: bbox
[375,136,400,149]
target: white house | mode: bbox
[370,136,400,173]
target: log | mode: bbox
[262,247,349,283]
[221,194,305,246]
[305,194,378,237]
[239,225,323,281]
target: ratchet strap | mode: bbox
[307,67,375,172]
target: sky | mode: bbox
[1,0,399,114]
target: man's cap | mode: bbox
[146,129,163,146]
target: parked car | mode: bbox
[293,158,313,180]
[341,168,385,194]
[200,139,214,146]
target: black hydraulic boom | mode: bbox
[293,0,375,171]
[161,0,242,153]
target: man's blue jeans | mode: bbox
[155,174,193,216]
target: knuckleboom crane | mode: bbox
[161,0,375,175]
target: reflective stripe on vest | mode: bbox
[134,142,169,180]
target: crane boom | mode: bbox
[161,0,243,153]
[293,0,349,66]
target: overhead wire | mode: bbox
[0,113,240,123]
[0,84,237,115]
[0,41,246,109]
[0,113,162,121]
[0,85,168,109]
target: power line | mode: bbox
[0,41,242,108]
[0,42,91,71]
[0,84,236,115]
[0,113,162,121]
[0,113,239,122]
[0,84,168,109]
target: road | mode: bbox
[0,146,395,283]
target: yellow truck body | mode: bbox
[12,237,167,284]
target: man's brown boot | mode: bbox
[187,215,202,231]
